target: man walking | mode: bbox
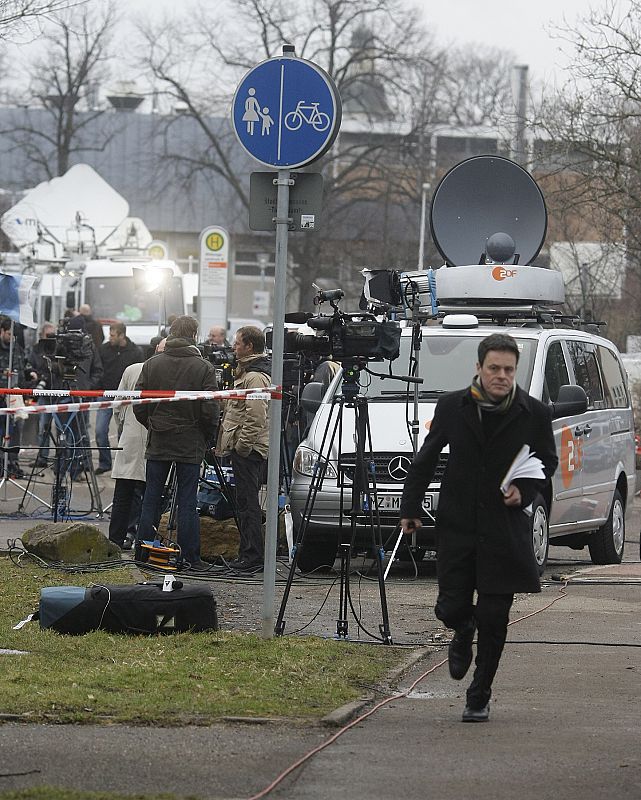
[400,333,558,722]
[96,323,141,474]
[216,326,270,573]
[134,316,219,572]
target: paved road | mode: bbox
[0,473,640,798]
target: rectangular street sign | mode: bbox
[249,171,323,231]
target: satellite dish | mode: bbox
[430,156,547,267]
[0,164,129,250]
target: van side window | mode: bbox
[598,346,630,408]
[543,341,570,402]
[567,341,605,409]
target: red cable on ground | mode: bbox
[248,581,569,799]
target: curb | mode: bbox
[321,645,437,727]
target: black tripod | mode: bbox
[18,406,104,520]
[164,453,241,540]
[275,361,392,644]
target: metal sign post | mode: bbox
[232,45,341,638]
[262,170,289,637]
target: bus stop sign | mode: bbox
[232,55,341,169]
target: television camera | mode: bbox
[37,319,94,385]
[283,284,401,363]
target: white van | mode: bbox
[290,267,635,572]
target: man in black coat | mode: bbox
[134,316,219,572]
[400,333,558,723]
[95,322,141,474]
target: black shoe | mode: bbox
[34,459,48,469]
[121,535,134,551]
[187,559,212,572]
[229,559,263,573]
[448,621,476,680]
[8,467,25,479]
[95,467,111,475]
[462,703,490,722]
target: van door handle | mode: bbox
[574,426,584,436]
[582,424,592,436]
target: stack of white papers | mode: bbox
[500,444,545,495]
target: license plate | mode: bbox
[375,493,437,512]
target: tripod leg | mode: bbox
[17,414,54,513]
[274,396,343,636]
[207,455,241,531]
[165,463,178,538]
[359,399,393,644]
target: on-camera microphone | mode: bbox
[314,288,344,304]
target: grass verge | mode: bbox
[0,555,404,724]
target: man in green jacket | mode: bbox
[217,326,271,572]
[134,316,219,572]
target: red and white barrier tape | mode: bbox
[0,387,281,399]
[0,386,281,417]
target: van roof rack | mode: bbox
[438,304,607,332]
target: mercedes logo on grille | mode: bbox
[387,455,412,481]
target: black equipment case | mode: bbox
[38,582,218,635]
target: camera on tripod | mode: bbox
[39,320,94,383]
[284,284,401,363]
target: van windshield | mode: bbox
[345,334,536,400]
[85,276,184,324]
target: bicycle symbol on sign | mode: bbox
[284,101,331,132]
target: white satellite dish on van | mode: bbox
[102,217,153,252]
[0,164,129,250]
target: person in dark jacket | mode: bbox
[78,304,104,348]
[400,333,558,723]
[134,315,219,572]
[63,315,104,477]
[27,321,57,467]
[95,323,141,474]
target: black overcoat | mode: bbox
[399,385,558,594]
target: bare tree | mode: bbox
[2,0,118,179]
[0,0,82,39]
[133,0,520,307]
[531,1,641,340]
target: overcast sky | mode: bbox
[422,0,588,84]
[127,0,591,86]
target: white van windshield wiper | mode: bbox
[379,389,446,397]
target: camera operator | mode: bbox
[134,316,219,572]
[207,325,230,347]
[27,321,57,468]
[0,317,36,478]
[78,304,104,348]
[216,325,271,573]
[95,323,142,475]
[62,315,104,476]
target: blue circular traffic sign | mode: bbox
[231,55,341,169]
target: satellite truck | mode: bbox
[0,164,186,346]
[288,155,636,573]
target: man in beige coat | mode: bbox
[216,326,270,572]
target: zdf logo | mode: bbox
[492,266,517,281]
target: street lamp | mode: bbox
[417,181,430,269]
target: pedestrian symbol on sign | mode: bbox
[243,88,274,137]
